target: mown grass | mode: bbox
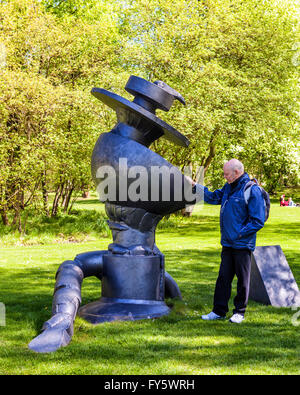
[0,197,299,374]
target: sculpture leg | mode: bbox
[28,251,107,353]
[77,254,182,324]
[165,271,182,300]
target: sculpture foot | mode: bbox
[28,313,73,353]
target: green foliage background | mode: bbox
[0,0,299,227]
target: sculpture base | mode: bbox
[78,297,170,324]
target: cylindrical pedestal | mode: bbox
[78,254,170,324]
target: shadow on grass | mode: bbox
[262,222,300,238]
[74,199,102,206]
[4,303,299,374]
[66,319,299,371]
[1,246,299,374]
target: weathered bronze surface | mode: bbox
[29,76,191,353]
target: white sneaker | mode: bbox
[229,313,244,324]
[201,311,224,320]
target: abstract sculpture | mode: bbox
[28,75,194,353]
[249,246,300,307]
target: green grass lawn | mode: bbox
[0,199,299,374]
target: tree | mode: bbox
[1,0,299,231]
[0,0,123,227]
[118,0,300,190]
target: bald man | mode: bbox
[193,159,265,323]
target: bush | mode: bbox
[0,208,110,246]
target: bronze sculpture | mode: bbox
[28,76,194,353]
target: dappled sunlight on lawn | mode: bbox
[0,202,299,374]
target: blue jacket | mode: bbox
[195,173,265,251]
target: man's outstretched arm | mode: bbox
[193,183,226,205]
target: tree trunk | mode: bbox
[41,170,49,217]
[61,180,72,209]
[18,212,22,234]
[63,185,74,213]
[11,192,22,226]
[0,209,9,226]
[67,195,78,214]
[51,183,64,217]
[19,190,25,210]
[11,205,22,233]
[203,139,216,173]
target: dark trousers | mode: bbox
[213,247,252,317]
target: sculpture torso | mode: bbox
[91,76,192,256]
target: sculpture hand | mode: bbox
[185,175,196,186]
[28,313,73,353]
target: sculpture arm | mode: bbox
[28,251,107,353]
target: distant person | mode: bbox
[189,159,265,324]
[280,195,289,206]
[288,197,300,207]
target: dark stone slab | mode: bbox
[249,245,300,307]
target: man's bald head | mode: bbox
[223,159,244,184]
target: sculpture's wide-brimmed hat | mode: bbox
[91,75,190,148]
